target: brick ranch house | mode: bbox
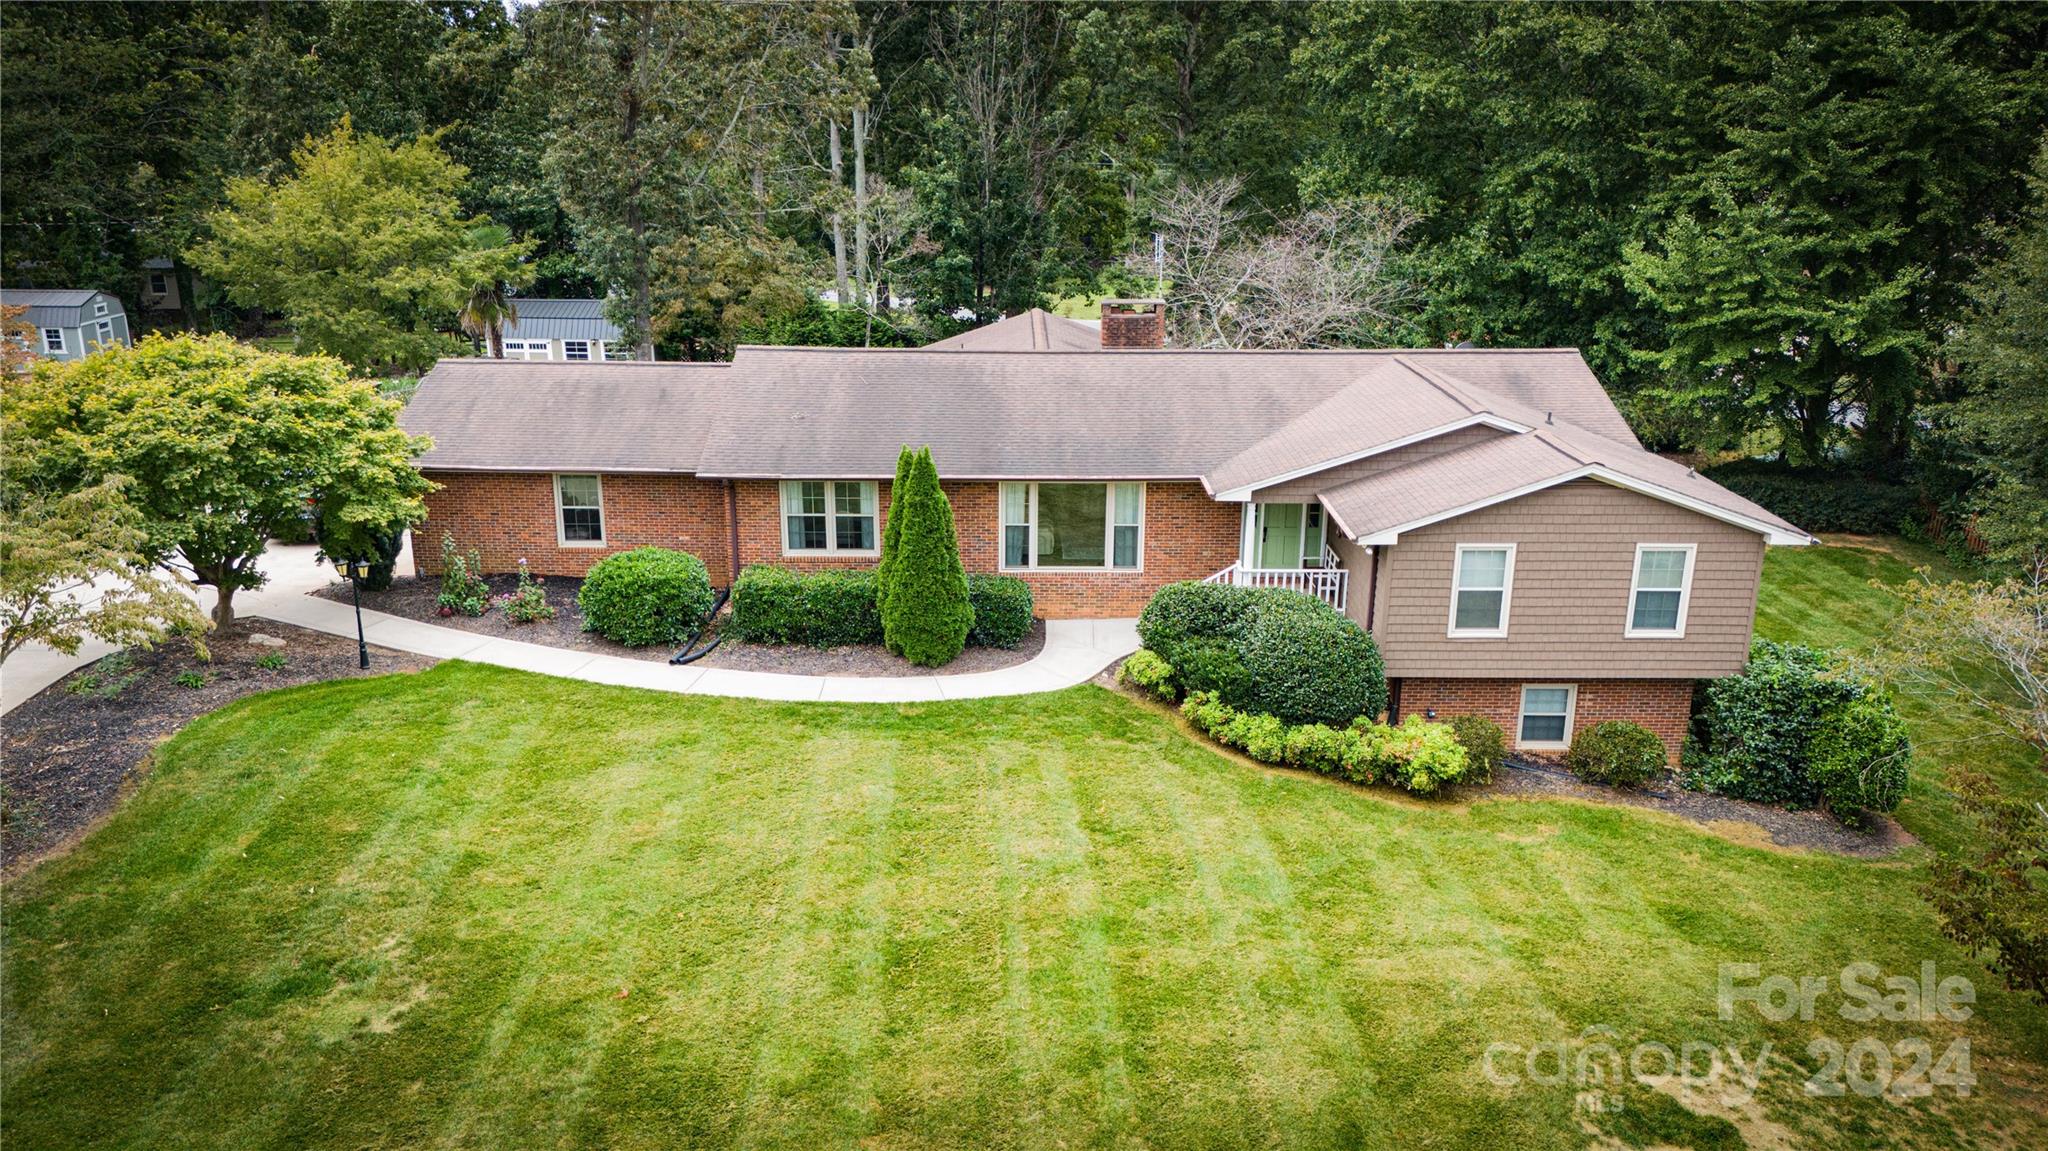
[400,302,1810,760]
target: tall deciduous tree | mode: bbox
[8,334,433,630]
[192,120,528,372]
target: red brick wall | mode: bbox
[1392,677,1694,764]
[420,472,1240,617]
[416,471,731,579]
[735,479,1240,617]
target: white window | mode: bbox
[604,343,635,361]
[94,320,113,346]
[1517,684,1577,750]
[93,300,108,317]
[555,474,604,545]
[503,340,551,361]
[41,328,65,355]
[1627,544,1696,637]
[781,480,876,554]
[148,272,169,295]
[1448,544,1515,637]
[1000,482,1143,570]
[562,340,592,361]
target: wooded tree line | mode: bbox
[4,3,2045,476]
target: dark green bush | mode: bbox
[880,447,973,666]
[1700,462,1917,535]
[1446,715,1508,785]
[1117,649,1177,701]
[577,547,715,648]
[1236,596,1387,727]
[1566,721,1668,789]
[1137,580,1387,727]
[966,574,1034,648]
[726,565,882,647]
[1685,639,1912,822]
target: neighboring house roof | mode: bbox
[401,359,730,472]
[0,288,122,329]
[401,344,1810,544]
[142,257,175,270]
[922,309,1103,351]
[499,298,621,342]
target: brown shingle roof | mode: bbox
[401,358,731,472]
[921,308,1102,351]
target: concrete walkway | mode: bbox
[4,542,1142,709]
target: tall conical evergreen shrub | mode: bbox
[880,447,972,666]
[874,445,914,623]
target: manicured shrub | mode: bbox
[1566,721,1667,789]
[1137,580,1268,663]
[1118,649,1177,701]
[1237,595,1386,727]
[879,448,972,666]
[874,446,914,618]
[1446,715,1508,785]
[1700,461,1918,535]
[966,574,1034,648]
[1685,639,1912,822]
[1174,639,1253,706]
[1283,723,1354,776]
[1356,717,1472,795]
[1806,694,1912,824]
[725,565,883,647]
[1136,580,1387,727]
[577,547,715,648]
[1180,690,1235,737]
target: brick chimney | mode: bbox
[1099,298,1165,349]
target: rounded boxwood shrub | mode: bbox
[1446,715,1508,785]
[1566,721,1667,789]
[1806,693,1911,823]
[966,574,1034,649]
[1236,596,1386,727]
[577,547,715,648]
[1136,581,1268,663]
[726,565,882,647]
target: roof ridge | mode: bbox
[1390,354,1485,416]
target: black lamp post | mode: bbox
[334,557,371,669]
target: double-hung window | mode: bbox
[562,340,592,361]
[148,272,169,295]
[781,480,877,554]
[41,328,64,355]
[1448,544,1515,637]
[555,474,604,545]
[1626,544,1695,637]
[1517,685,1576,750]
[999,482,1143,570]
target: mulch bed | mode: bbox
[1484,756,1915,858]
[312,575,1048,676]
[313,573,672,662]
[1096,660,1913,859]
[2,622,436,874]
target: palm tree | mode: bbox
[456,224,531,358]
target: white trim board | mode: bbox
[1351,466,1811,547]
[1209,414,1531,501]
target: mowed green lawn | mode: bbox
[6,541,2048,1149]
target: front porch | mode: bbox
[1202,501,1351,612]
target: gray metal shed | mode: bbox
[493,298,637,361]
[2,288,132,361]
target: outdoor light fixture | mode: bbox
[333,558,372,670]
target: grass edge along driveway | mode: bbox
[5,661,2046,1151]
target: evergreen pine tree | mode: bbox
[880,447,972,666]
[874,445,914,628]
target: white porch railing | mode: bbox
[1202,562,1349,612]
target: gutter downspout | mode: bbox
[723,478,741,587]
[1363,545,1380,632]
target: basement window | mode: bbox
[1517,684,1576,751]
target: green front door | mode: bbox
[1256,503,1305,569]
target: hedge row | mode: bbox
[725,564,1032,649]
[1179,691,1474,795]
[1136,581,1387,727]
[1700,462,1919,535]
